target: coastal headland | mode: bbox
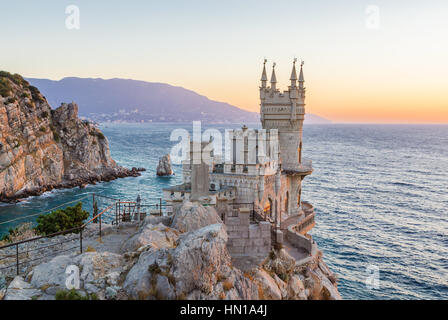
[0,71,144,203]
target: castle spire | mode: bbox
[270,62,277,90]
[299,60,305,87]
[261,58,267,88]
[290,58,297,87]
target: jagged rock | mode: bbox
[314,268,341,300]
[171,201,222,233]
[286,275,307,300]
[120,222,180,253]
[254,269,282,300]
[144,215,172,227]
[78,252,124,287]
[172,224,229,295]
[4,276,42,300]
[29,251,125,297]
[123,248,172,299]
[124,223,258,300]
[0,72,143,202]
[263,248,296,277]
[272,273,288,298]
[106,272,121,287]
[30,255,73,289]
[154,274,176,300]
[156,154,173,176]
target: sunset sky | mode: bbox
[1,0,447,123]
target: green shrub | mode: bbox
[52,129,60,142]
[0,71,26,86]
[90,131,105,140]
[0,77,12,97]
[28,85,45,103]
[50,125,60,142]
[0,71,30,98]
[35,202,89,235]
[40,111,48,118]
[39,126,46,133]
[55,288,98,300]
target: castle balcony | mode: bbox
[282,158,313,176]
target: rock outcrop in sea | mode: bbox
[0,202,340,300]
[156,154,173,176]
[0,71,143,202]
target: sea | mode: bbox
[1,123,447,300]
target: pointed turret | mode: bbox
[299,60,305,88]
[270,62,277,91]
[290,58,297,87]
[261,59,267,88]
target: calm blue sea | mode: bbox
[1,123,447,300]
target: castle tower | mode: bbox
[260,59,312,215]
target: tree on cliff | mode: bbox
[35,202,89,235]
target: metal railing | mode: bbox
[0,202,114,276]
[0,195,173,276]
[113,201,173,223]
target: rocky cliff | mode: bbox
[0,202,340,300]
[0,71,142,202]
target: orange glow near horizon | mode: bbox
[182,64,448,124]
[186,81,448,124]
[2,1,448,124]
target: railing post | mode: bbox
[160,198,162,216]
[80,228,83,253]
[16,244,19,275]
[99,212,102,240]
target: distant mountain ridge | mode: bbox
[27,77,331,124]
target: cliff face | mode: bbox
[0,71,140,201]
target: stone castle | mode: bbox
[164,60,316,258]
